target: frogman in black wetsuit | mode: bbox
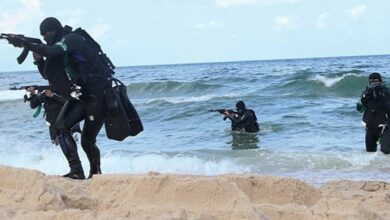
[224,101,260,133]
[357,72,390,154]
[8,17,112,179]
[26,87,81,145]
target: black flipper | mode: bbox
[104,78,143,141]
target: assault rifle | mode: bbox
[9,85,52,92]
[0,33,42,64]
[209,109,237,121]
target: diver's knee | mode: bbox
[81,136,96,148]
[54,118,65,129]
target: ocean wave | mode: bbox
[126,81,222,95]
[135,93,240,104]
[0,146,251,176]
[244,150,383,172]
[269,72,368,97]
[102,152,250,175]
[0,90,25,102]
[312,73,364,87]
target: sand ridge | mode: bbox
[1,166,390,219]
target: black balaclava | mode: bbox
[236,101,246,114]
[39,17,64,45]
[369,72,382,83]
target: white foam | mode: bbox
[337,151,378,166]
[0,137,250,175]
[101,152,250,175]
[0,90,25,101]
[312,73,361,87]
[2,151,250,176]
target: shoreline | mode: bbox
[1,165,390,219]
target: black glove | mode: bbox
[7,36,26,48]
[356,102,364,112]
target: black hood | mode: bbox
[236,101,246,111]
[40,17,64,42]
[369,72,382,82]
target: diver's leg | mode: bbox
[74,79,112,179]
[365,127,380,152]
[81,116,104,179]
[48,125,58,145]
[380,127,390,154]
[55,101,86,179]
[80,81,108,179]
[70,122,82,135]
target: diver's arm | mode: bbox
[357,90,367,112]
[34,58,48,79]
[50,93,66,105]
[227,112,249,124]
[380,87,390,112]
[23,33,82,58]
[36,59,46,77]
[360,88,373,108]
[33,52,45,76]
[43,90,66,105]
[24,43,65,58]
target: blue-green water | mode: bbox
[1,55,390,185]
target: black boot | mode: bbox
[63,171,86,180]
[87,164,102,179]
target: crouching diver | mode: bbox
[224,101,260,133]
[8,17,113,179]
[25,87,81,145]
[357,72,390,154]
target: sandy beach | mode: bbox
[0,166,389,219]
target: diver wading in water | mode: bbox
[357,72,390,154]
[7,17,115,179]
[224,101,260,133]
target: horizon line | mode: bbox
[2,53,389,73]
[120,53,390,68]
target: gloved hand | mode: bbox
[356,102,364,112]
[7,36,26,48]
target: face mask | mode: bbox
[42,31,56,45]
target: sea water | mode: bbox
[1,55,390,185]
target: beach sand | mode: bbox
[1,166,390,220]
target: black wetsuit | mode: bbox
[358,84,390,153]
[25,31,111,179]
[227,109,260,133]
[28,92,81,144]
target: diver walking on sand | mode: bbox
[6,17,114,179]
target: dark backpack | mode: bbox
[71,27,116,76]
[247,110,260,132]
